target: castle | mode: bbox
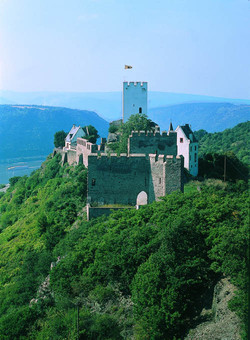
[55,81,198,219]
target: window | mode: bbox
[180,138,183,143]
[159,178,161,184]
[190,146,192,152]
[139,107,142,113]
[92,179,96,186]
[190,154,191,161]
[195,146,197,151]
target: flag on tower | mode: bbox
[125,65,132,69]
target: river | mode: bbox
[0,156,47,184]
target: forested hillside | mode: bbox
[0,154,248,339]
[195,121,250,165]
[0,105,109,161]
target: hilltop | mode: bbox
[0,153,248,339]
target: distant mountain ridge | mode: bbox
[0,105,109,161]
[1,90,250,122]
[149,102,250,132]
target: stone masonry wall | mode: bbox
[67,149,77,165]
[87,153,183,206]
[76,138,98,167]
[88,153,150,206]
[149,154,166,202]
[128,131,177,156]
[165,155,184,194]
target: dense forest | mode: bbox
[0,150,248,339]
[195,121,249,165]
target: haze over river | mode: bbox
[0,157,47,184]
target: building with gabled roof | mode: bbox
[175,124,198,176]
[64,125,86,150]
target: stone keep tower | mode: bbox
[123,82,147,122]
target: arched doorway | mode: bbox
[136,191,148,206]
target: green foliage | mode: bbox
[194,129,208,141]
[48,184,248,339]
[9,176,22,187]
[0,149,248,339]
[122,113,153,134]
[196,121,250,165]
[83,125,100,144]
[0,154,88,339]
[108,113,154,154]
[54,130,67,148]
[109,124,119,133]
[199,152,248,182]
[0,305,41,339]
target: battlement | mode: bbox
[128,130,177,157]
[123,81,147,87]
[88,153,147,160]
[130,130,175,138]
[148,154,182,163]
[77,138,98,153]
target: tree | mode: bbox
[122,113,154,135]
[54,130,67,148]
[108,113,155,154]
[83,125,100,144]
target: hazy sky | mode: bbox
[0,0,249,98]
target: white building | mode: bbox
[64,125,85,150]
[123,81,147,122]
[175,124,198,177]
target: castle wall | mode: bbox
[165,155,184,194]
[87,153,183,207]
[149,155,166,202]
[87,154,150,206]
[123,82,147,122]
[76,138,98,167]
[67,149,77,165]
[128,131,177,156]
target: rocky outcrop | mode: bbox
[185,278,241,340]
[30,256,63,307]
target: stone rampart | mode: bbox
[67,149,77,165]
[128,131,177,156]
[165,155,184,194]
[87,153,150,206]
[87,153,183,207]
